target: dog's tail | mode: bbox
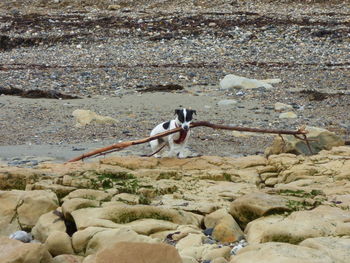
[140,142,166,157]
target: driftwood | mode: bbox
[68,121,310,162]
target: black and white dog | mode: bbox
[150,108,196,158]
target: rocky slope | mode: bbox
[1,146,350,262]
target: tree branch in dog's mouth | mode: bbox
[67,122,310,162]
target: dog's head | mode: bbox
[175,108,196,131]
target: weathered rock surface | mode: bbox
[266,126,345,156]
[53,254,84,263]
[32,210,66,242]
[205,209,244,242]
[245,205,350,244]
[72,227,158,255]
[0,167,41,190]
[0,236,53,263]
[230,242,334,263]
[0,149,350,262]
[220,74,280,90]
[46,230,75,256]
[229,192,290,227]
[72,109,117,127]
[300,237,350,263]
[83,242,182,263]
[0,190,59,235]
[71,204,201,230]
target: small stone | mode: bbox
[9,231,33,243]
[279,111,297,119]
[203,228,214,236]
[274,102,293,112]
[72,109,118,127]
[220,74,279,90]
[231,243,244,255]
[217,99,238,107]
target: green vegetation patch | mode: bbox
[157,171,181,180]
[279,189,324,198]
[113,211,173,224]
[87,170,138,191]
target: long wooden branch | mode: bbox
[68,121,308,162]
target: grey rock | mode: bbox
[9,231,33,243]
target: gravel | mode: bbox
[0,0,349,162]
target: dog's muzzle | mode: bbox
[182,125,189,131]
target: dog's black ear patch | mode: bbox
[185,109,196,122]
[175,109,185,123]
[162,121,170,129]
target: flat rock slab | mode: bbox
[230,242,334,263]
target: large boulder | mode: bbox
[265,126,344,156]
[62,189,111,202]
[61,198,100,221]
[83,242,182,263]
[52,254,84,263]
[229,192,290,227]
[0,236,53,263]
[0,167,40,190]
[0,190,59,235]
[72,227,158,255]
[71,205,201,230]
[46,231,75,256]
[300,237,350,263]
[204,209,244,243]
[72,109,117,127]
[230,242,333,263]
[245,205,350,244]
[220,74,280,90]
[32,210,66,242]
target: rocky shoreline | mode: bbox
[1,146,350,262]
[0,0,349,160]
[0,1,350,262]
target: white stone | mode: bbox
[279,111,297,119]
[274,102,293,112]
[217,99,238,107]
[72,109,117,127]
[220,74,280,90]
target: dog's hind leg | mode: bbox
[148,142,166,157]
[150,139,167,158]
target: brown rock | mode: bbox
[53,254,84,263]
[207,209,244,242]
[0,167,40,190]
[46,231,74,256]
[0,190,59,235]
[0,236,53,263]
[83,242,182,263]
[62,189,111,202]
[229,192,290,227]
[71,205,201,230]
[265,126,344,156]
[61,198,100,221]
[72,227,157,256]
[300,237,350,263]
[100,156,158,169]
[204,209,244,243]
[230,242,333,263]
[245,205,350,244]
[32,210,66,242]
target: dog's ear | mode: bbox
[175,109,181,115]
